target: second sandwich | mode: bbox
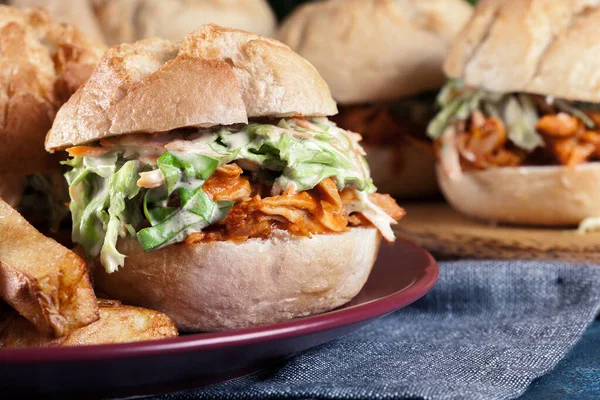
[428,0,600,228]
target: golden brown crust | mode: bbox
[46,25,338,150]
[181,25,337,118]
[109,56,247,135]
[0,6,104,174]
[445,0,600,102]
[277,0,473,104]
[95,227,381,332]
[437,163,600,226]
[0,198,99,337]
[92,0,276,45]
[0,301,178,348]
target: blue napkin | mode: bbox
[155,261,600,400]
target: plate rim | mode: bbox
[0,239,438,364]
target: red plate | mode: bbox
[0,239,437,397]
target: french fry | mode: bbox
[0,300,178,348]
[0,198,99,337]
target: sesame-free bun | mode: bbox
[364,144,438,199]
[92,0,277,45]
[445,0,600,102]
[94,227,381,332]
[0,6,104,175]
[9,0,105,43]
[45,25,338,151]
[277,0,473,104]
[437,164,600,226]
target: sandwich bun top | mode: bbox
[92,0,277,45]
[45,24,338,152]
[445,0,600,103]
[277,0,473,105]
[0,6,104,175]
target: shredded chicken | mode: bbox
[137,170,165,189]
[444,111,600,170]
[332,104,431,149]
[203,164,252,202]
[186,177,404,244]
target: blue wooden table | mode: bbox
[521,320,600,399]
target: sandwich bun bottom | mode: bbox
[437,163,600,226]
[94,227,382,332]
[363,143,438,200]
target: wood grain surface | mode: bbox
[394,202,600,263]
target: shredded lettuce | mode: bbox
[65,118,382,273]
[235,120,374,193]
[503,95,543,151]
[138,151,229,252]
[554,99,596,129]
[65,156,143,273]
[428,80,544,152]
[101,160,141,273]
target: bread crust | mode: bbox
[437,163,600,226]
[181,25,337,118]
[364,144,439,199]
[445,0,600,102]
[9,0,105,43]
[46,25,338,151]
[277,0,473,104]
[0,6,104,174]
[94,227,382,332]
[92,0,276,45]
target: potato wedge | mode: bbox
[0,301,178,348]
[0,199,99,337]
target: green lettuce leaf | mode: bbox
[503,95,544,151]
[100,160,141,273]
[140,151,227,252]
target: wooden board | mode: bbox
[394,202,600,263]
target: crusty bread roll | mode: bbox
[94,228,381,332]
[437,164,600,226]
[0,6,104,175]
[278,0,473,104]
[92,0,276,45]
[46,25,337,151]
[445,0,600,103]
[9,0,105,43]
